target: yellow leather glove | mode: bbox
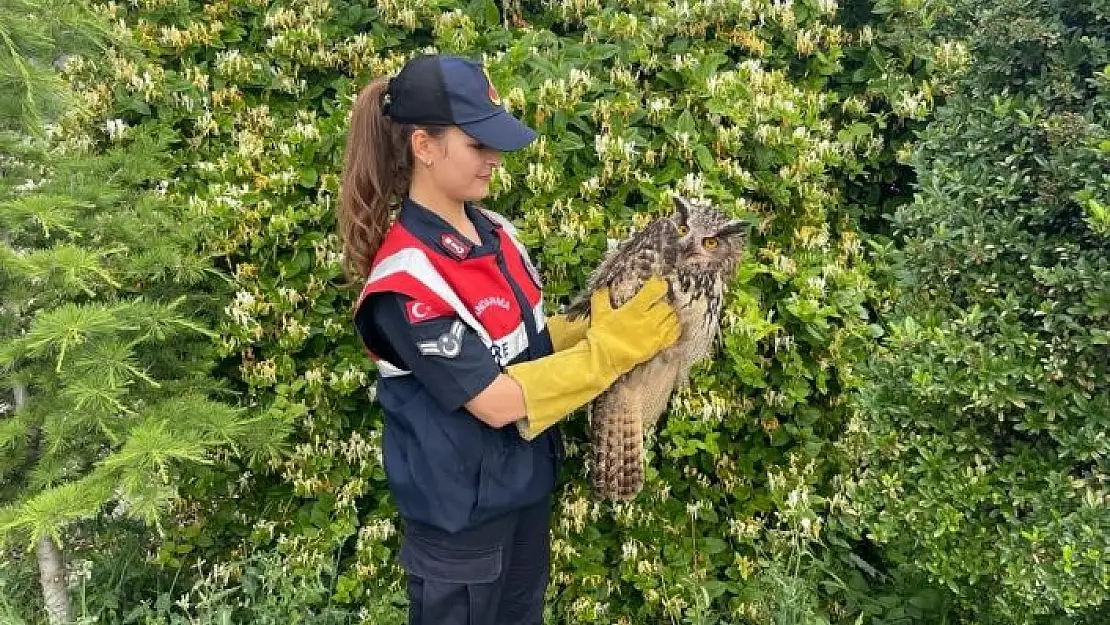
[507,277,681,441]
[545,314,590,352]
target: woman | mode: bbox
[337,53,681,625]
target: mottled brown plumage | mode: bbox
[566,195,749,500]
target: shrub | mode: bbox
[52,0,951,622]
[847,0,1110,621]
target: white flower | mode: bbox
[621,539,639,561]
[686,500,704,521]
[13,178,43,193]
[105,118,129,140]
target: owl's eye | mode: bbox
[677,225,690,236]
[702,237,719,249]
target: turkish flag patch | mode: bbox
[439,233,472,260]
[405,300,441,324]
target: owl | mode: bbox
[565,194,750,500]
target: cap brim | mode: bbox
[459,110,536,152]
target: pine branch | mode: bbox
[125,244,219,290]
[0,391,36,451]
[0,35,70,135]
[27,434,92,491]
[0,125,43,158]
[57,372,131,431]
[0,413,30,449]
[111,477,176,526]
[70,337,159,389]
[97,420,213,480]
[0,0,116,136]
[65,128,176,188]
[230,415,296,467]
[0,194,85,241]
[0,407,38,495]
[31,398,108,490]
[8,243,122,295]
[0,244,21,281]
[115,297,217,344]
[4,302,138,372]
[0,505,14,544]
[151,393,253,449]
[142,393,292,470]
[0,471,113,546]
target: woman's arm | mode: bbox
[355,279,679,435]
[465,375,528,428]
[355,293,504,417]
[478,278,682,438]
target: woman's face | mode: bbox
[416,126,503,202]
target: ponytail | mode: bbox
[337,77,445,284]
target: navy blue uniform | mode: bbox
[354,198,560,625]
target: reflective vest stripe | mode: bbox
[377,358,409,377]
[365,247,491,344]
[362,246,544,377]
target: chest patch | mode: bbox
[439,233,472,260]
[474,295,512,318]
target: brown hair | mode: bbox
[337,76,446,284]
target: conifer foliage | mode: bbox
[0,133,277,540]
[0,2,283,622]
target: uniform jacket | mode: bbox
[354,198,563,533]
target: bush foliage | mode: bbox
[2,0,1107,623]
[49,0,944,621]
[847,0,1110,621]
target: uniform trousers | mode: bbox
[400,494,551,625]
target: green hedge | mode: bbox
[45,0,967,622]
[847,0,1110,622]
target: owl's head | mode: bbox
[670,195,750,274]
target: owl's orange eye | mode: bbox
[677,225,689,236]
[702,237,719,249]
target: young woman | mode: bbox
[337,53,681,624]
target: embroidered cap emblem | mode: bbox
[482,66,502,106]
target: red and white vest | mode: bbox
[354,208,547,376]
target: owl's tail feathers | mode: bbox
[588,390,645,501]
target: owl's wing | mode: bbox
[565,216,679,319]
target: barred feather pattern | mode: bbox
[566,196,748,500]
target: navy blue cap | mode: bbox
[383,55,537,152]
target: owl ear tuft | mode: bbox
[672,194,691,224]
[715,219,751,239]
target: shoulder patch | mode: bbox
[417,320,466,359]
[405,299,449,324]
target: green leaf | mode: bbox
[694,145,715,171]
[701,537,728,555]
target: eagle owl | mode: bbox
[565,195,749,500]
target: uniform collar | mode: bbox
[398,197,500,260]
